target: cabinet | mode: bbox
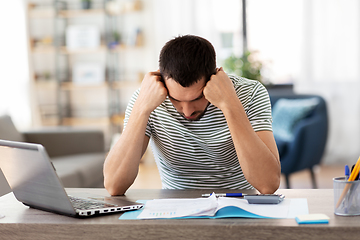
[27,0,144,144]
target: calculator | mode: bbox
[244,194,285,204]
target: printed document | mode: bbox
[136,194,308,219]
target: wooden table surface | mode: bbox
[0,188,359,239]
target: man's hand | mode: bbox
[104,71,166,196]
[136,71,168,114]
[203,67,239,111]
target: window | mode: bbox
[0,1,31,129]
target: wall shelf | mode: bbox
[60,82,109,90]
[58,9,106,18]
[27,0,145,145]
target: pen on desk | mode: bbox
[346,166,360,210]
[345,165,350,180]
[356,166,360,180]
[351,164,360,180]
[336,157,360,208]
[201,193,246,197]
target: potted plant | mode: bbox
[223,51,264,84]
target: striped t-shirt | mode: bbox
[124,75,273,189]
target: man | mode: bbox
[104,35,280,196]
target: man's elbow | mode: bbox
[105,187,125,196]
[257,176,281,194]
[104,179,127,196]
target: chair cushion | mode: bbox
[272,98,319,141]
[0,115,25,142]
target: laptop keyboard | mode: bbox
[69,196,118,210]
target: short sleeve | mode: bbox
[123,89,152,138]
[234,77,273,132]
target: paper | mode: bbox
[137,194,218,219]
[120,195,309,220]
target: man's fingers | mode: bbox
[150,71,162,77]
[149,71,164,84]
[216,67,224,73]
[151,72,162,76]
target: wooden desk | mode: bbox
[0,188,359,239]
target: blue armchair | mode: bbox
[269,93,329,188]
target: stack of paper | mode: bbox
[119,194,309,220]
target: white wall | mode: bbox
[296,0,360,165]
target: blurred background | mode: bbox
[0,0,358,191]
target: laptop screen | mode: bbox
[0,140,75,215]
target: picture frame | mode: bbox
[72,62,105,84]
[66,25,100,50]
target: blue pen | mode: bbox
[201,193,246,197]
[345,165,350,180]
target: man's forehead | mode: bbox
[168,92,204,102]
[165,78,206,102]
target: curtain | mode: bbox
[297,0,360,164]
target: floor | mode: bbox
[129,161,345,190]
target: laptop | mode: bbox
[0,139,143,217]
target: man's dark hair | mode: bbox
[159,35,216,87]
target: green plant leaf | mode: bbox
[223,51,263,84]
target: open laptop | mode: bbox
[0,139,143,217]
